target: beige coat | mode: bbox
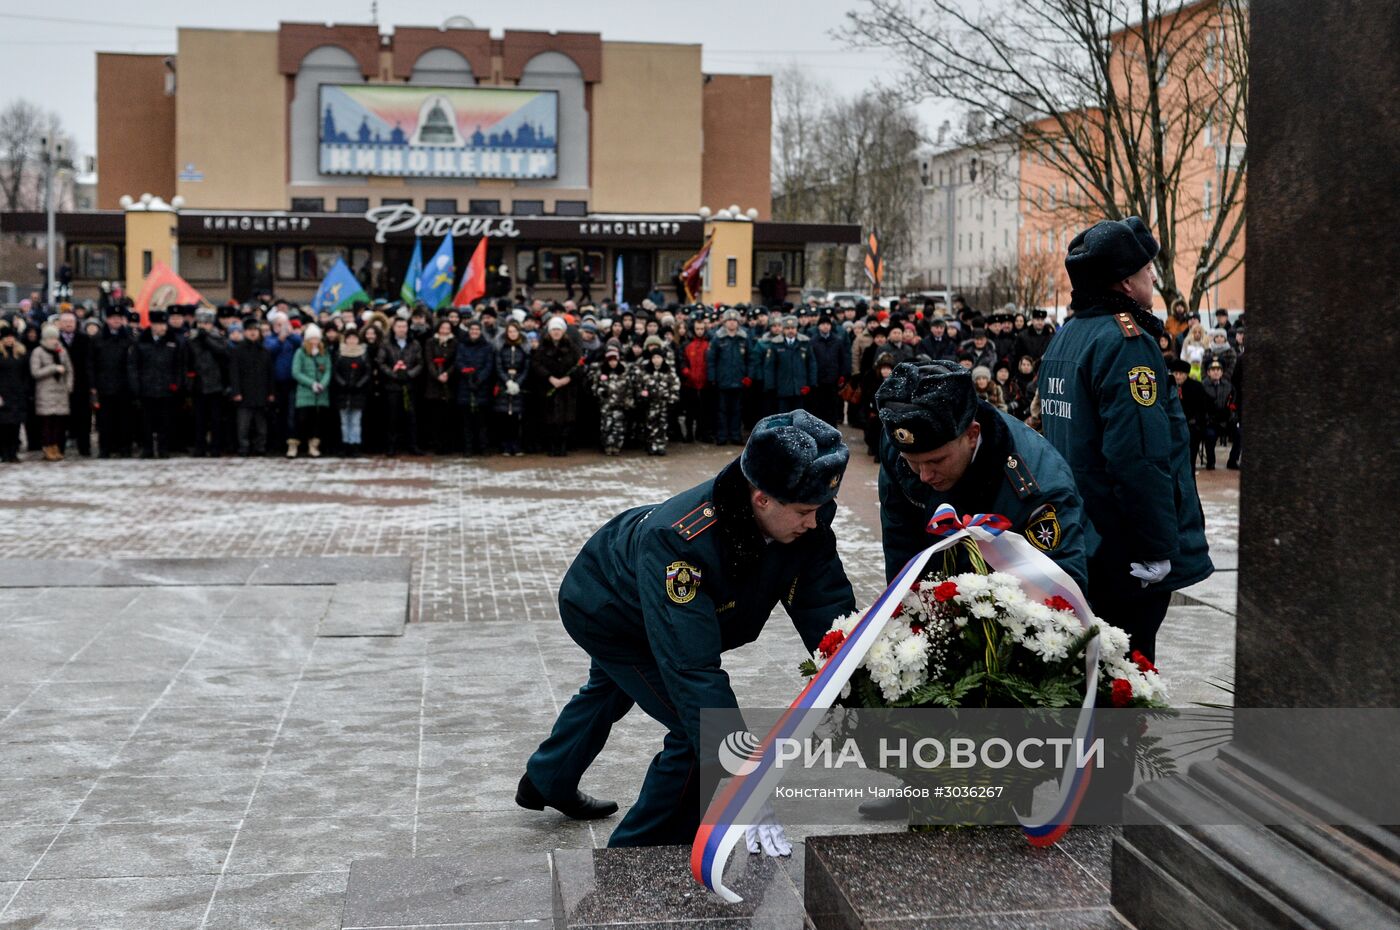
[30,343,74,417]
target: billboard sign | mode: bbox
[318,84,558,180]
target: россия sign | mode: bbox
[318,84,558,180]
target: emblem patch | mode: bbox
[829,475,841,489]
[1128,366,1157,406]
[894,427,915,445]
[665,561,702,604]
[1026,504,1062,552]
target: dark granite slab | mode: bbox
[319,581,409,637]
[340,853,554,928]
[553,845,805,929]
[249,555,412,586]
[804,828,1114,930]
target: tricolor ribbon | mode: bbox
[690,513,1099,902]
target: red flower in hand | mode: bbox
[909,623,924,636]
[817,629,846,659]
[1131,650,1157,674]
[1110,679,1134,707]
[1044,595,1074,613]
[933,581,959,602]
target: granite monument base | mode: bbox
[552,845,805,929]
[1112,745,1400,930]
[803,828,1118,929]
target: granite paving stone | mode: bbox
[72,773,260,824]
[0,874,220,928]
[0,777,90,825]
[341,853,555,928]
[19,676,174,710]
[0,705,149,743]
[223,815,416,875]
[202,870,351,930]
[0,738,124,780]
[33,819,241,879]
[415,811,599,858]
[0,823,60,881]
[246,766,421,819]
[319,581,410,636]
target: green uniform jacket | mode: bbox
[1036,291,1213,596]
[291,347,333,409]
[559,459,856,750]
[878,403,1093,593]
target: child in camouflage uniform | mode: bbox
[631,343,681,456]
[590,342,632,456]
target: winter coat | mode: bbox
[590,360,633,410]
[59,331,93,394]
[333,345,372,410]
[422,336,457,402]
[127,328,183,400]
[30,343,74,417]
[228,338,273,409]
[495,339,530,417]
[809,330,850,386]
[0,345,28,425]
[706,329,751,390]
[974,380,1007,413]
[1203,345,1237,381]
[378,338,423,392]
[1176,375,1210,433]
[1013,325,1056,361]
[679,336,710,390]
[184,328,230,396]
[1202,375,1233,429]
[765,335,817,398]
[961,339,999,371]
[919,333,960,363]
[631,360,681,411]
[532,334,582,426]
[454,335,497,409]
[264,331,302,383]
[292,347,332,409]
[91,326,134,396]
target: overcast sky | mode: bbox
[1,1,948,165]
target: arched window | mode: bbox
[293,45,365,185]
[517,52,587,190]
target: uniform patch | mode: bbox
[665,561,702,604]
[1128,366,1158,406]
[1026,504,1062,552]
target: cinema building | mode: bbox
[2,23,856,306]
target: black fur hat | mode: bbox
[1064,216,1159,289]
[740,410,849,506]
[875,360,977,453]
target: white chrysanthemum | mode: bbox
[970,600,997,620]
[954,573,991,594]
[840,681,852,700]
[894,634,929,668]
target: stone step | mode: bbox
[341,852,555,928]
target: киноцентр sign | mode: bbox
[318,84,558,179]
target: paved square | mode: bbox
[0,438,1236,928]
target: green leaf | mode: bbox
[799,659,819,677]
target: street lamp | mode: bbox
[38,134,72,306]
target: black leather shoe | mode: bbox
[515,774,618,820]
[857,794,910,821]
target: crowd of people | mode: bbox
[0,290,1242,468]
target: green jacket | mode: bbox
[291,347,333,409]
[879,403,1093,593]
[559,459,856,750]
[1037,291,1212,597]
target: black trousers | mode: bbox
[96,393,131,456]
[461,402,490,454]
[139,397,174,456]
[385,389,418,454]
[1087,551,1172,664]
[67,393,92,455]
[716,388,743,443]
[236,407,268,455]
[0,423,19,460]
[193,393,225,455]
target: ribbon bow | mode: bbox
[927,503,1011,537]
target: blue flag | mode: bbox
[312,258,369,313]
[416,235,455,309]
[614,254,624,305]
[400,239,423,304]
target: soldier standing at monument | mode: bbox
[1037,217,1213,662]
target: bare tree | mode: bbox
[0,100,75,213]
[771,72,923,289]
[845,0,1248,314]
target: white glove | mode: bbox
[743,801,792,857]
[1129,559,1172,587]
[505,380,520,396]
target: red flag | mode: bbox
[452,238,488,308]
[863,229,883,298]
[680,233,714,302]
[134,261,206,328]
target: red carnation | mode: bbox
[818,629,846,659]
[1131,650,1157,674]
[1110,679,1134,707]
[933,581,959,602]
[1044,595,1074,613]
[910,623,924,636]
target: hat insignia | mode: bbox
[894,427,915,445]
[1007,456,1018,468]
[829,475,840,489]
